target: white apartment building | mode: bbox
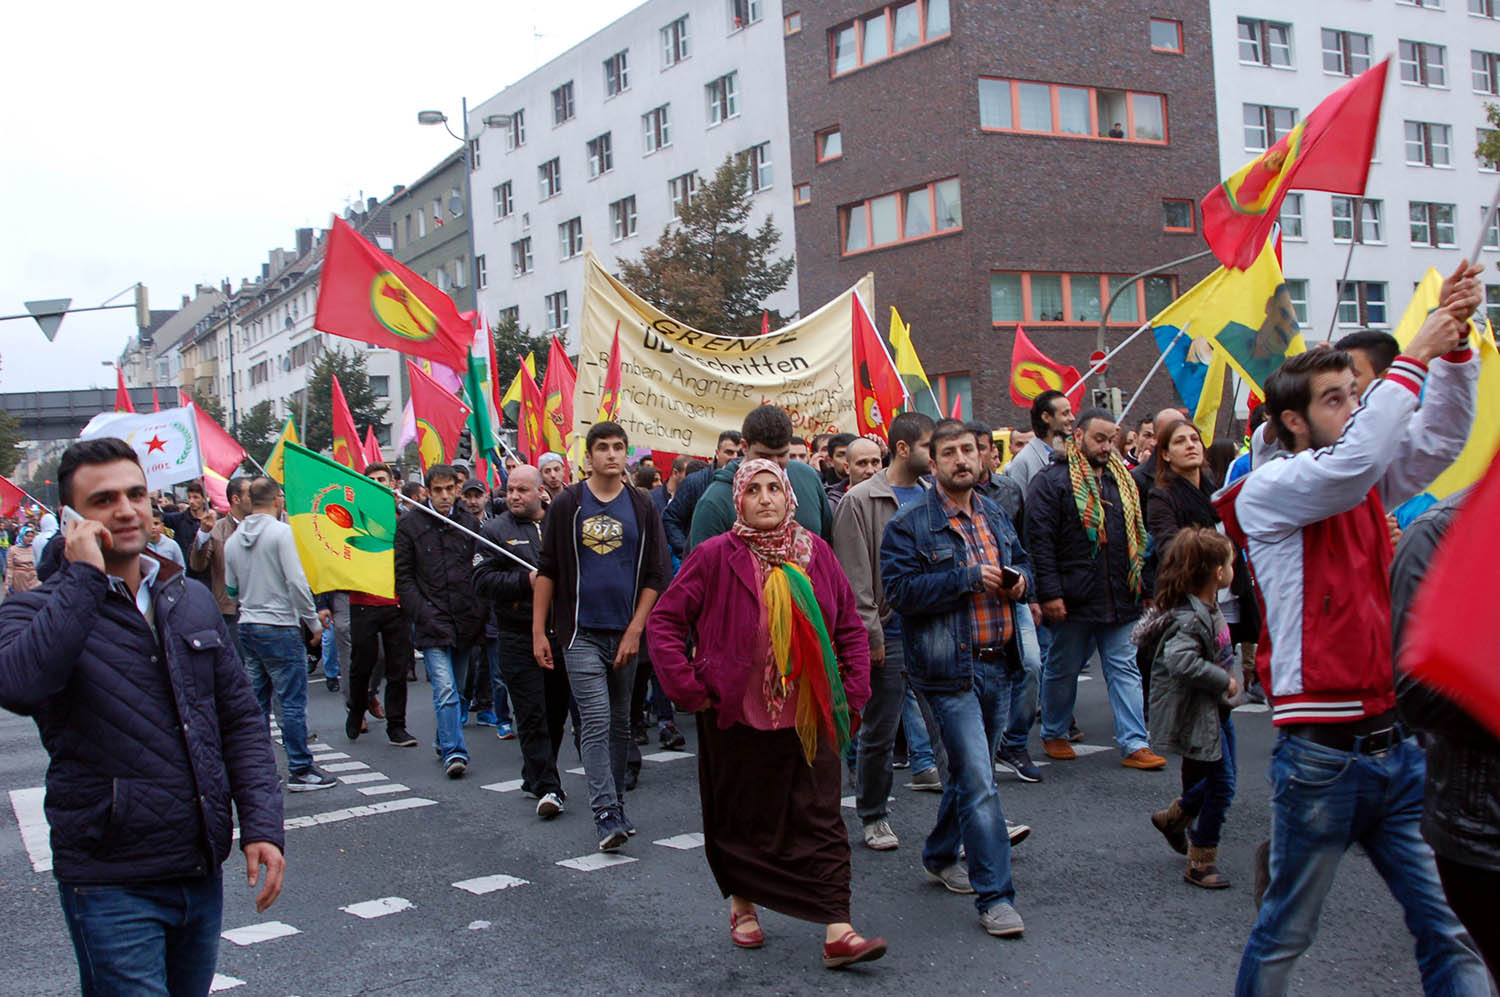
[469,0,799,349]
[1211,0,1500,340]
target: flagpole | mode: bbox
[856,292,919,413]
[1469,177,1500,324]
[1073,319,1155,389]
[393,490,536,571]
[1117,326,1186,426]
[1326,198,1362,342]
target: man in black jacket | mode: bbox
[474,465,570,819]
[533,422,671,852]
[0,439,284,995]
[394,463,486,778]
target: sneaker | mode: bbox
[536,792,564,819]
[1067,721,1085,743]
[387,726,418,747]
[287,767,337,792]
[893,758,910,770]
[444,756,468,778]
[344,710,361,741]
[659,721,686,750]
[980,901,1025,937]
[925,861,975,894]
[1245,685,1268,706]
[619,806,638,836]
[1006,821,1032,847]
[325,677,340,693]
[909,766,942,792]
[1121,748,1168,770]
[475,710,499,727]
[496,721,516,741]
[596,809,629,852]
[996,747,1043,783]
[862,819,899,851]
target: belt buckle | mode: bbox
[1360,726,1398,756]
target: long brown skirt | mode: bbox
[696,710,851,924]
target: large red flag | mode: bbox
[518,358,548,464]
[362,426,382,466]
[1009,325,1083,410]
[407,360,471,472]
[1399,451,1500,739]
[331,375,364,471]
[0,474,30,518]
[596,323,623,422]
[541,336,575,453]
[1202,59,1388,269]
[852,294,905,439]
[114,367,135,413]
[314,215,472,371]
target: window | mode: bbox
[1238,18,1293,67]
[1482,128,1500,170]
[1162,199,1194,232]
[1280,193,1305,239]
[1405,121,1453,166]
[785,11,802,33]
[1400,41,1448,87]
[989,272,1177,326]
[663,16,691,66]
[916,372,969,420]
[1475,0,1500,17]
[643,104,672,152]
[1283,279,1309,325]
[506,110,526,149]
[816,127,843,161]
[1410,202,1458,247]
[1399,0,1443,7]
[1474,51,1500,93]
[729,0,762,29]
[706,72,739,125]
[417,209,426,239]
[497,306,520,327]
[1322,29,1372,76]
[538,158,562,199]
[468,138,481,170]
[978,77,1169,144]
[558,218,584,260]
[1244,104,1297,151]
[1150,18,1182,53]
[741,142,773,191]
[841,177,961,254]
[511,238,533,275]
[551,81,576,124]
[1337,282,1388,326]
[475,255,487,290]
[794,182,811,205]
[494,181,513,219]
[544,291,569,332]
[669,172,697,215]
[587,133,614,177]
[604,50,629,96]
[1489,286,1500,311]
[1333,197,1383,242]
[610,196,638,241]
[827,0,951,76]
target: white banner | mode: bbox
[79,405,205,491]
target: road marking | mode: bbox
[316,752,351,761]
[322,761,369,772]
[557,853,637,871]
[232,796,440,839]
[221,921,300,946]
[340,896,414,919]
[640,751,694,763]
[840,795,894,809]
[482,779,525,794]
[209,974,246,992]
[452,873,531,894]
[309,742,334,753]
[1078,674,1094,683]
[8,787,51,873]
[1071,744,1113,757]
[565,766,586,776]
[356,784,410,796]
[1234,702,1270,714]
[652,832,704,850]
[339,772,389,784]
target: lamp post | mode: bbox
[1093,248,1215,393]
[416,102,512,317]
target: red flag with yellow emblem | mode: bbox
[314,216,471,371]
[331,375,365,472]
[518,358,548,464]
[596,323,623,423]
[1010,325,1082,410]
[541,336,576,453]
[852,293,905,440]
[406,360,471,473]
[1202,60,1387,270]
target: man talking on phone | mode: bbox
[0,438,285,995]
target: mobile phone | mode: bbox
[1000,566,1023,589]
[60,505,87,531]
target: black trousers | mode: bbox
[1435,854,1500,976]
[350,604,411,730]
[496,629,570,798]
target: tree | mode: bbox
[188,388,226,426]
[490,311,553,392]
[288,350,389,455]
[0,410,24,477]
[1480,104,1500,170]
[617,154,795,337]
[236,401,281,468]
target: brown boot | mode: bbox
[1185,844,1231,889]
[1042,738,1076,760]
[1151,800,1192,855]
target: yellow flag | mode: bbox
[265,416,298,483]
[889,306,931,388]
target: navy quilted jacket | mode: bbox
[0,558,284,884]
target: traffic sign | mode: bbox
[24,298,71,342]
[1088,350,1108,374]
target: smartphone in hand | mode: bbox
[1000,566,1022,589]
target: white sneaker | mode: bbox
[1007,821,1031,846]
[863,818,899,851]
[536,792,564,818]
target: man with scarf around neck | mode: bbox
[1025,408,1166,771]
[880,419,1032,938]
[648,459,884,968]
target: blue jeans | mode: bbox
[1180,715,1237,847]
[563,628,637,816]
[922,655,1017,914]
[319,619,339,680]
[1236,734,1488,996]
[1041,619,1148,756]
[484,639,514,724]
[421,645,472,763]
[238,622,313,773]
[903,685,936,774]
[58,873,222,996]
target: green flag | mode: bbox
[283,442,397,598]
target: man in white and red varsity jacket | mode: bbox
[1217,265,1489,996]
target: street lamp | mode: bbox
[417,101,512,317]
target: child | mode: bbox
[1137,526,1239,888]
[147,506,187,569]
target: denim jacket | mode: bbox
[879,487,1033,694]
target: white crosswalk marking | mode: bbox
[309,742,334,753]
[8,787,51,872]
[840,795,894,809]
[557,853,637,871]
[356,784,410,796]
[565,766,586,776]
[231,796,440,840]
[338,772,389,784]
[640,751,694,763]
[452,873,530,894]
[1234,702,1270,714]
[481,779,525,794]
[209,973,246,992]
[220,921,300,946]
[340,896,414,919]
[322,761,369,772]
[1070,744,1113,757]
[652,832,704,850]
[315,752,351,761]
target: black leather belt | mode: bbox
[1284,711,1405,755]
[976,645,1007,662]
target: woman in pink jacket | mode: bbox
[647,458,882,970]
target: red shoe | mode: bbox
[730,910,764,949]
[823,930,887,969]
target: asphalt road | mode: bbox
[0,664,1440,996]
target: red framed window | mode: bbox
[816,126,843,162]
[839,177,962,254]
[989,272,1179,327]
[1162,198,1196,232]
[1150,18,1183,53]
[978,77,1168,144]
[828,0,952,77]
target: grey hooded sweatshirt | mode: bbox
[223,513,318,628]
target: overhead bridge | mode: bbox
[0,387,160,441]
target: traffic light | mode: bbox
[134,284,151,345]
[456,428,473,462]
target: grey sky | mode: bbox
[0,0,632,394]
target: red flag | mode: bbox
[541,336,575,453]
[152,387,161,412]
[407,360,471,472]
[1202,59,1388,269]
[314,215,471,371]
[190,402,245,478]
[950,395,963,419]
[518,357,548,464]
[0,474,30,518]
[596,323,623,422]
[363,426,382,466]
[331,374,364,471]
[114,367,135,413]
[852,294,905,439]
[1009,325,1082,410]
[178,389,191,408]
[1399,451,1500,740]
[761,310,770,336]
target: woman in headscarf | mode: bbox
[647,458,884,970]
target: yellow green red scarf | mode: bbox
[763,562,852,765]
[1065,438,1147,596]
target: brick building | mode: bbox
[784,0,1222,429]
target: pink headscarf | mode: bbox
[730,458,814,571]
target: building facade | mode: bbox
[1211,1,1500,340]
[469,0,799,349]
[785,0,1221,426]
[389,149,476,314]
